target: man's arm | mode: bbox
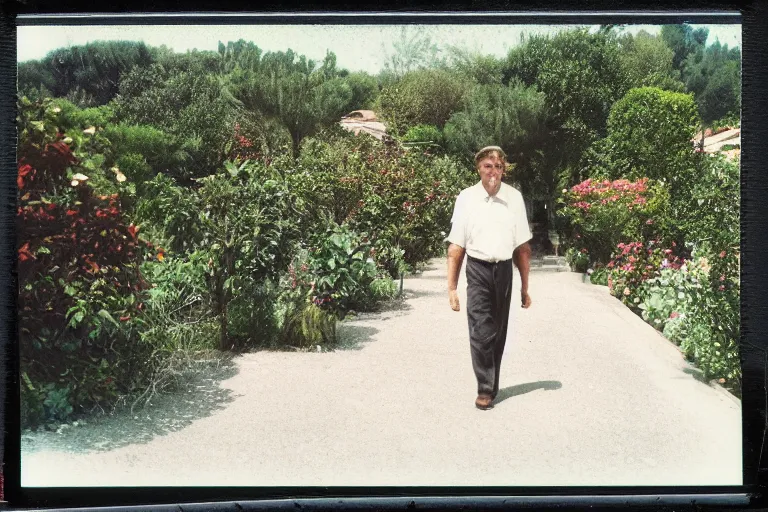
[513,242,532,308]
[447,243,465,311]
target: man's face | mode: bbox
[477,153,505,193]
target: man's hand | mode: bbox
[521,290,532,309]
[449,290,461,311]
[447,243,465,312]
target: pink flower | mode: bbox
[670,311,679,319]
[720,275,725,281]
[623,287,631,296]
[719,251,726,258]
[646,219,654,225]
[719,285,726,291]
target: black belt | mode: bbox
[467,254,512,267]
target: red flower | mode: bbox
[119,315,131,322]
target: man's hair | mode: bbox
[474,145,507,167]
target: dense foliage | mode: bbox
[17,98,156,426]
[16,25,743,427]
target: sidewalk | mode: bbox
[21,258,742,487]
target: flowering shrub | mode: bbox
[606,240,683,308]
[558,177,672,264]
[17,97,157,427]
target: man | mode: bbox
[446,146,532,410]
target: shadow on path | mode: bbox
[494,380,563,405]
[402,288,444,300]
[21,359,239,455]
[335,324,380,351]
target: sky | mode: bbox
[17,23,741,75]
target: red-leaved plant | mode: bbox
[17,97,158,427]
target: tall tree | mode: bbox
[682,40,741,125]
[660,24,709,75]
[617,30,685,92]
[227,50,354,156]
[113,62,239,180]
[503,28,628,192]
[376,68,469,136]
[18,41,155,106]
[443,81,550,209]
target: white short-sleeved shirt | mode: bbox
[446,181,532,263]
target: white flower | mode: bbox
[72,173,89,181]
[83,126,96,135]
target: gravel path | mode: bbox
[21,258,741,487]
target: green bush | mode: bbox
[588,264,609,285]
[136,159,303,351]
[566,247,590,273]
[658,253,740,392]
[292,128,473,275]
[302,224,384,318]
[275,224,394,348]
[590,87,699,231]
[113,64,238,180]
[636,267,699,330]
[682,153,739,258]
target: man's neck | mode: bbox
[481,181,502,197]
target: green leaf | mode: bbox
[22,372,35,391]
[327,258,336,270]
[97,309,119,327]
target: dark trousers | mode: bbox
[465,255,514,396]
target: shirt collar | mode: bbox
[475,181,510,205]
